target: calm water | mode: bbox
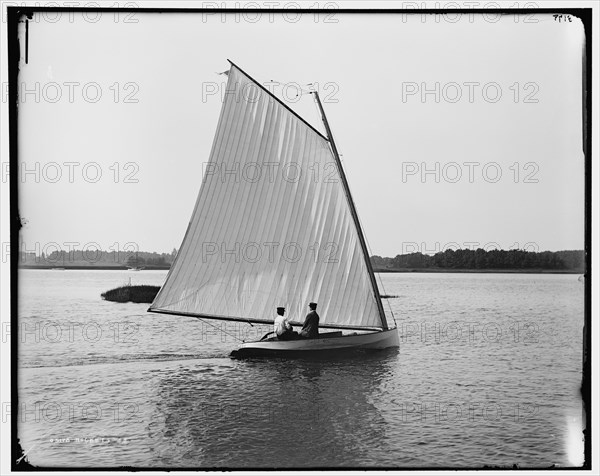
[16,270,585,468]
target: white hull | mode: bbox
[231,327,399,358]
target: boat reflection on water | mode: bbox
[146,350,399,468]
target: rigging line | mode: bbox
[263,79,326,140]
[263,78,315,96]
[150,285,204,310]
[150,281,251,327]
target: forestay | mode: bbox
[149,64,387,330]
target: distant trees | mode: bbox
[18,245,584,272]
[371,249,585,272]
[18,249,175,267]
[126,255,146,267]
[146,256,167,266]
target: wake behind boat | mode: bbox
[148,60,399,358]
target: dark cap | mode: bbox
[277,306,285,311]
[309,302,317,308]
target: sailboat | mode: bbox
[148,60,399,357]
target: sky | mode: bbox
[5,7,588,257]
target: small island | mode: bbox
[101,285,161,303]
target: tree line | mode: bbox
[17,249,177,267]
[371,249,585,272]
[17,246,585,272]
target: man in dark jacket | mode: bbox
[300,302,319,338]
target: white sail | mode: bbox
[150,64,386,330]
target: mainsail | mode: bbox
[149,62,388,330]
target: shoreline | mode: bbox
[17,265,583,274]
[17,265,171,270]
[373,268,583,274]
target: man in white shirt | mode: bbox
[273,306,298,340]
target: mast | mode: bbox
[312,91,389,330]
